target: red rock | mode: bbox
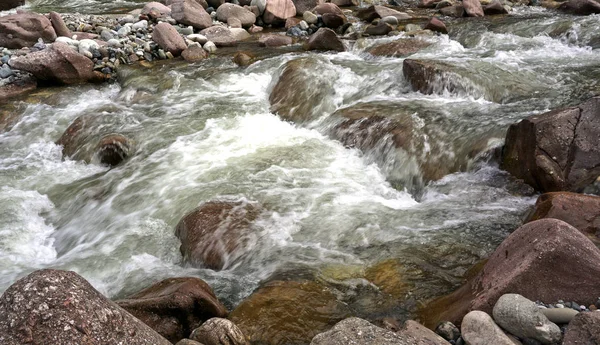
[306,27,345,52]
[563,312,600,345]
[175,200,260,270]
[420,219,600,328]
[116,277,228,343]
[526,192,600,245]
[49,11,71,38]
[152,22,188,57]
[322,13,347,29]
[9,42,97,85]
[424,17,448,34]
[0,12,57,49]
[263,0,297,25]
[0,269,172,345]
[259,34,292,47]
[463,0,484,16]
[171,0,213,30]
[182,44,208,62]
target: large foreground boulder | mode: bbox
[229,280,352,345]
[175,200,260,270]
[116,277,228,343]
[563,311,600,345]
[526,192,600,245]
[501,96,600,192]
[0,0,24,11]
[419,219,600,328]
[0,269,172,345]
[9,42,98,85]
[171,0,213,30]
[0,12,57,49]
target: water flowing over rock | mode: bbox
[175,200,260,270]
[461,311,516,345]
[263,0,297,25]
[420,219,600,328]
[0,269,172,345]
[306,28,345,51]
[116,277,228,343]
[502,96,600,192]
[0,12,57,49]
[0,73,37,103]
[153,22,188,57]
[369,39,431,57]
[229,280,352,345]
[563,311,600,345]
[525,192,600,245]
[483,0,509,14]
[189,318,249,345]
[9,42,98,85]
[171,0,214,30]
[492,294,562,344]
[216,3,257,27]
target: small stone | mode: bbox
[166,51,174,59]
[118,25,132,37]
[120,15,136,24]
[556,304,565,308]
[107,39,122,48]
[299,20,309,30]
[381,15,399,25]
[435,321,460,341]
[187,34,209,44]
[541,308,579,324]
[0,64,14,79]
[182,44,208,62]
[303,11,318,24]
[203,41,217,53]
[158,49,167,59]
[132,20,148,30]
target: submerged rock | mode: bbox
[0,269,172,345]
[189,318,248,345]
[175,200,260,270]
[0,12,57,49]
[116,277,228,343]
[502,96,600,192]
[95,134,131,167]
[229,280,352,345]
[368,39,431,57]
[420,219,600,328]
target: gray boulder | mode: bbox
[461,311,517,345]
[492,294,561,344]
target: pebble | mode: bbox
[381,15,399,25]
[158,49,167,59]
[107,39,122,48]
[166,51,174,59]
[303,11,318,25]
[101,30,114,41]
[203,41,217,53]
[79,39,100,55]
[187,34,208,44]
[132,20,148,30]
[0,64,14,79]
[435,321,460,341]
[177,26,194,36]
[118,25,131,37]
[119,15,136,24]
[299,20,309,30]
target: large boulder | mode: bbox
[525,192,600,245]
[152,22,188,57]
[0,12,57,49]
[142,1,172,16]
[0,269,172,345]
[171,0,213,30]
[368,39,431,57]
[229,280,352,345]
[175,200,260,270]
[463,0,484,16]
[501,96,600,192]
[216,3,257,27]
[0,0,24,10]
[263,0,297,25]
[116,277,228,343]
[558,0,600,14]
[306,27,345,51]
[563,311,600,345]
[461,311,516,345]
[419,219,600,328]
[9,42,98,85]
[189,318,248,345]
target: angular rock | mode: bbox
[172,0,214,30]
[182,44,208,62]
[152,22,188,57]
[216,3,257,27]
[293,0,324,15]
[419,219,600,328]
[142,2,172,16]
[365,21,394,35]
[563,311,600,345]
[263,0,297,25]
[0,13,57,49]
[322,13,347,29]
[116,277,228,343]
[461,311,516,345]
[190,318,248,345]
[435,321,460,342]
[0,269,172,345]
[199,26,240,46]
[175,200,259,270]
[492,294,562,344]
[9,42,97,85]
[0,0,24,11]
[541,308,579,325]
[49,11,71,38]
[558,0,600,14]
[424,17,448,34]
[463,0,484,16]
[525,192,600,245]
[369,39,431,57]
[483,0,509,14]
[229,280,351,345]
[306,27,345,52]
[259,34,293,47]
[501,97,600,192]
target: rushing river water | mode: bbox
[2,3,600,320]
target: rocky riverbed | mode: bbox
[1,0,600,344]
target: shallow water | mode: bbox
[1,5,599,320]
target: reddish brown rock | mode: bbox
[331,0,358,7]
[175,200,260,270]
[95,134,131,167]
[216,3,257,27]
[233,51,254,66]
[563,312,600,345]
[142,1,172,16]
[526,192,600,245]
[502,96,600,192]
[558,0,600,14]
[152,22,188,57]
[263,0,297,25]
[229,280,351,345]
[424,17,448,34]
[420,219,600,328]
[483,0,509,14]
[9,42,97,85]
[306,27,345,52]
[49,11,72,38]
[116,277,228,343]
[293,0,324,15]
[364,21,393,35]
[463,0,484,16]
[439,5,465,17]
[258,34,292,47]
[171,0,213,30]
[0,269,172,345]
[0,0,24,11]
[313,2,344,15]
[322,13,347,29]
[182,44,208,62]
[285,17,302,29]
[199,26,239,46]
[0,13,57,49]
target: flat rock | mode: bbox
[152,22,188,57]
[142,2,172,15]
[0,269,172,345]
[259,34,292,47]
[199,25,240,46]
[172,0,214,30]
[0,12,57,49]
[461,311,516,345]
[563,311,600,345]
